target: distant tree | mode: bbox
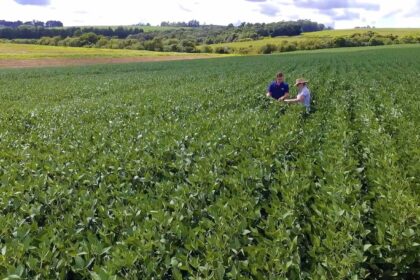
[79,32,99,46]
[204,38,214,44]
[0,28,13,39]
[297,19,322,32]
[95,36,110,47]
[73,29,82,37]
[136,22,151,27]
[180,39,196,52]
[114,26,127,38]
[187,20,200,27]
[0,20,23,28]
[45,20,63,28]
[369,36,384,46]
[201,45,213,53]
[33,20,45,27]
[214,46,231,54]
[144,38,163,51]
[270,22,301,36]
[333,37,346,47]
[259,43,277,54]
[225,33,239,42]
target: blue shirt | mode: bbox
[268,81,289,100]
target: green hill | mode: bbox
[303,28,420,37]
[201,28,420,54]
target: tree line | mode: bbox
[0,19,325,41]
[1,19,419,55]
[160,20,200,27]
[0,19,63,28]
[0,25,144,40]
[8,19,392,54]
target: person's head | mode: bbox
[275,72,284,84]
[294,78,308,89]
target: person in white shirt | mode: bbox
[283,78,311,113]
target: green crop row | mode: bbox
[0,45,419,279]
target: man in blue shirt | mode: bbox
[266,72,289,101]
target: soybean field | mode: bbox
[0,45,419,279]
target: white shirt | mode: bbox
[297,86,311,110]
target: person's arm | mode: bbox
[279,84,289,101]
[266,91,272,97]
[279,92,289,101]
[283,94,304,103]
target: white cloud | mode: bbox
[14,0,50,6]
[0,0,419,28]
[293,0,379,11]
[259,3,281,16]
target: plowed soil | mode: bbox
[0,55,213,69]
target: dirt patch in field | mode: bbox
[0,55,215,69]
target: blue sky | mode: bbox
[1,0,419,28]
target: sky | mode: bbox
[1,0,419,29]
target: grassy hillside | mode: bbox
[0,45,419,279]
[202,28,420,54]
[303,28,420,37]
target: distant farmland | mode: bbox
[0,43,223,68]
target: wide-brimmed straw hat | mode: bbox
[294,78,309,86]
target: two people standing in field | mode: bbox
[266,72,311,113]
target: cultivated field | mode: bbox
[0,45,419,279]
[0,43,221,68]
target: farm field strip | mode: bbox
[0,45,419,279]
[0,43,214,59]
[0,43,223,68]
